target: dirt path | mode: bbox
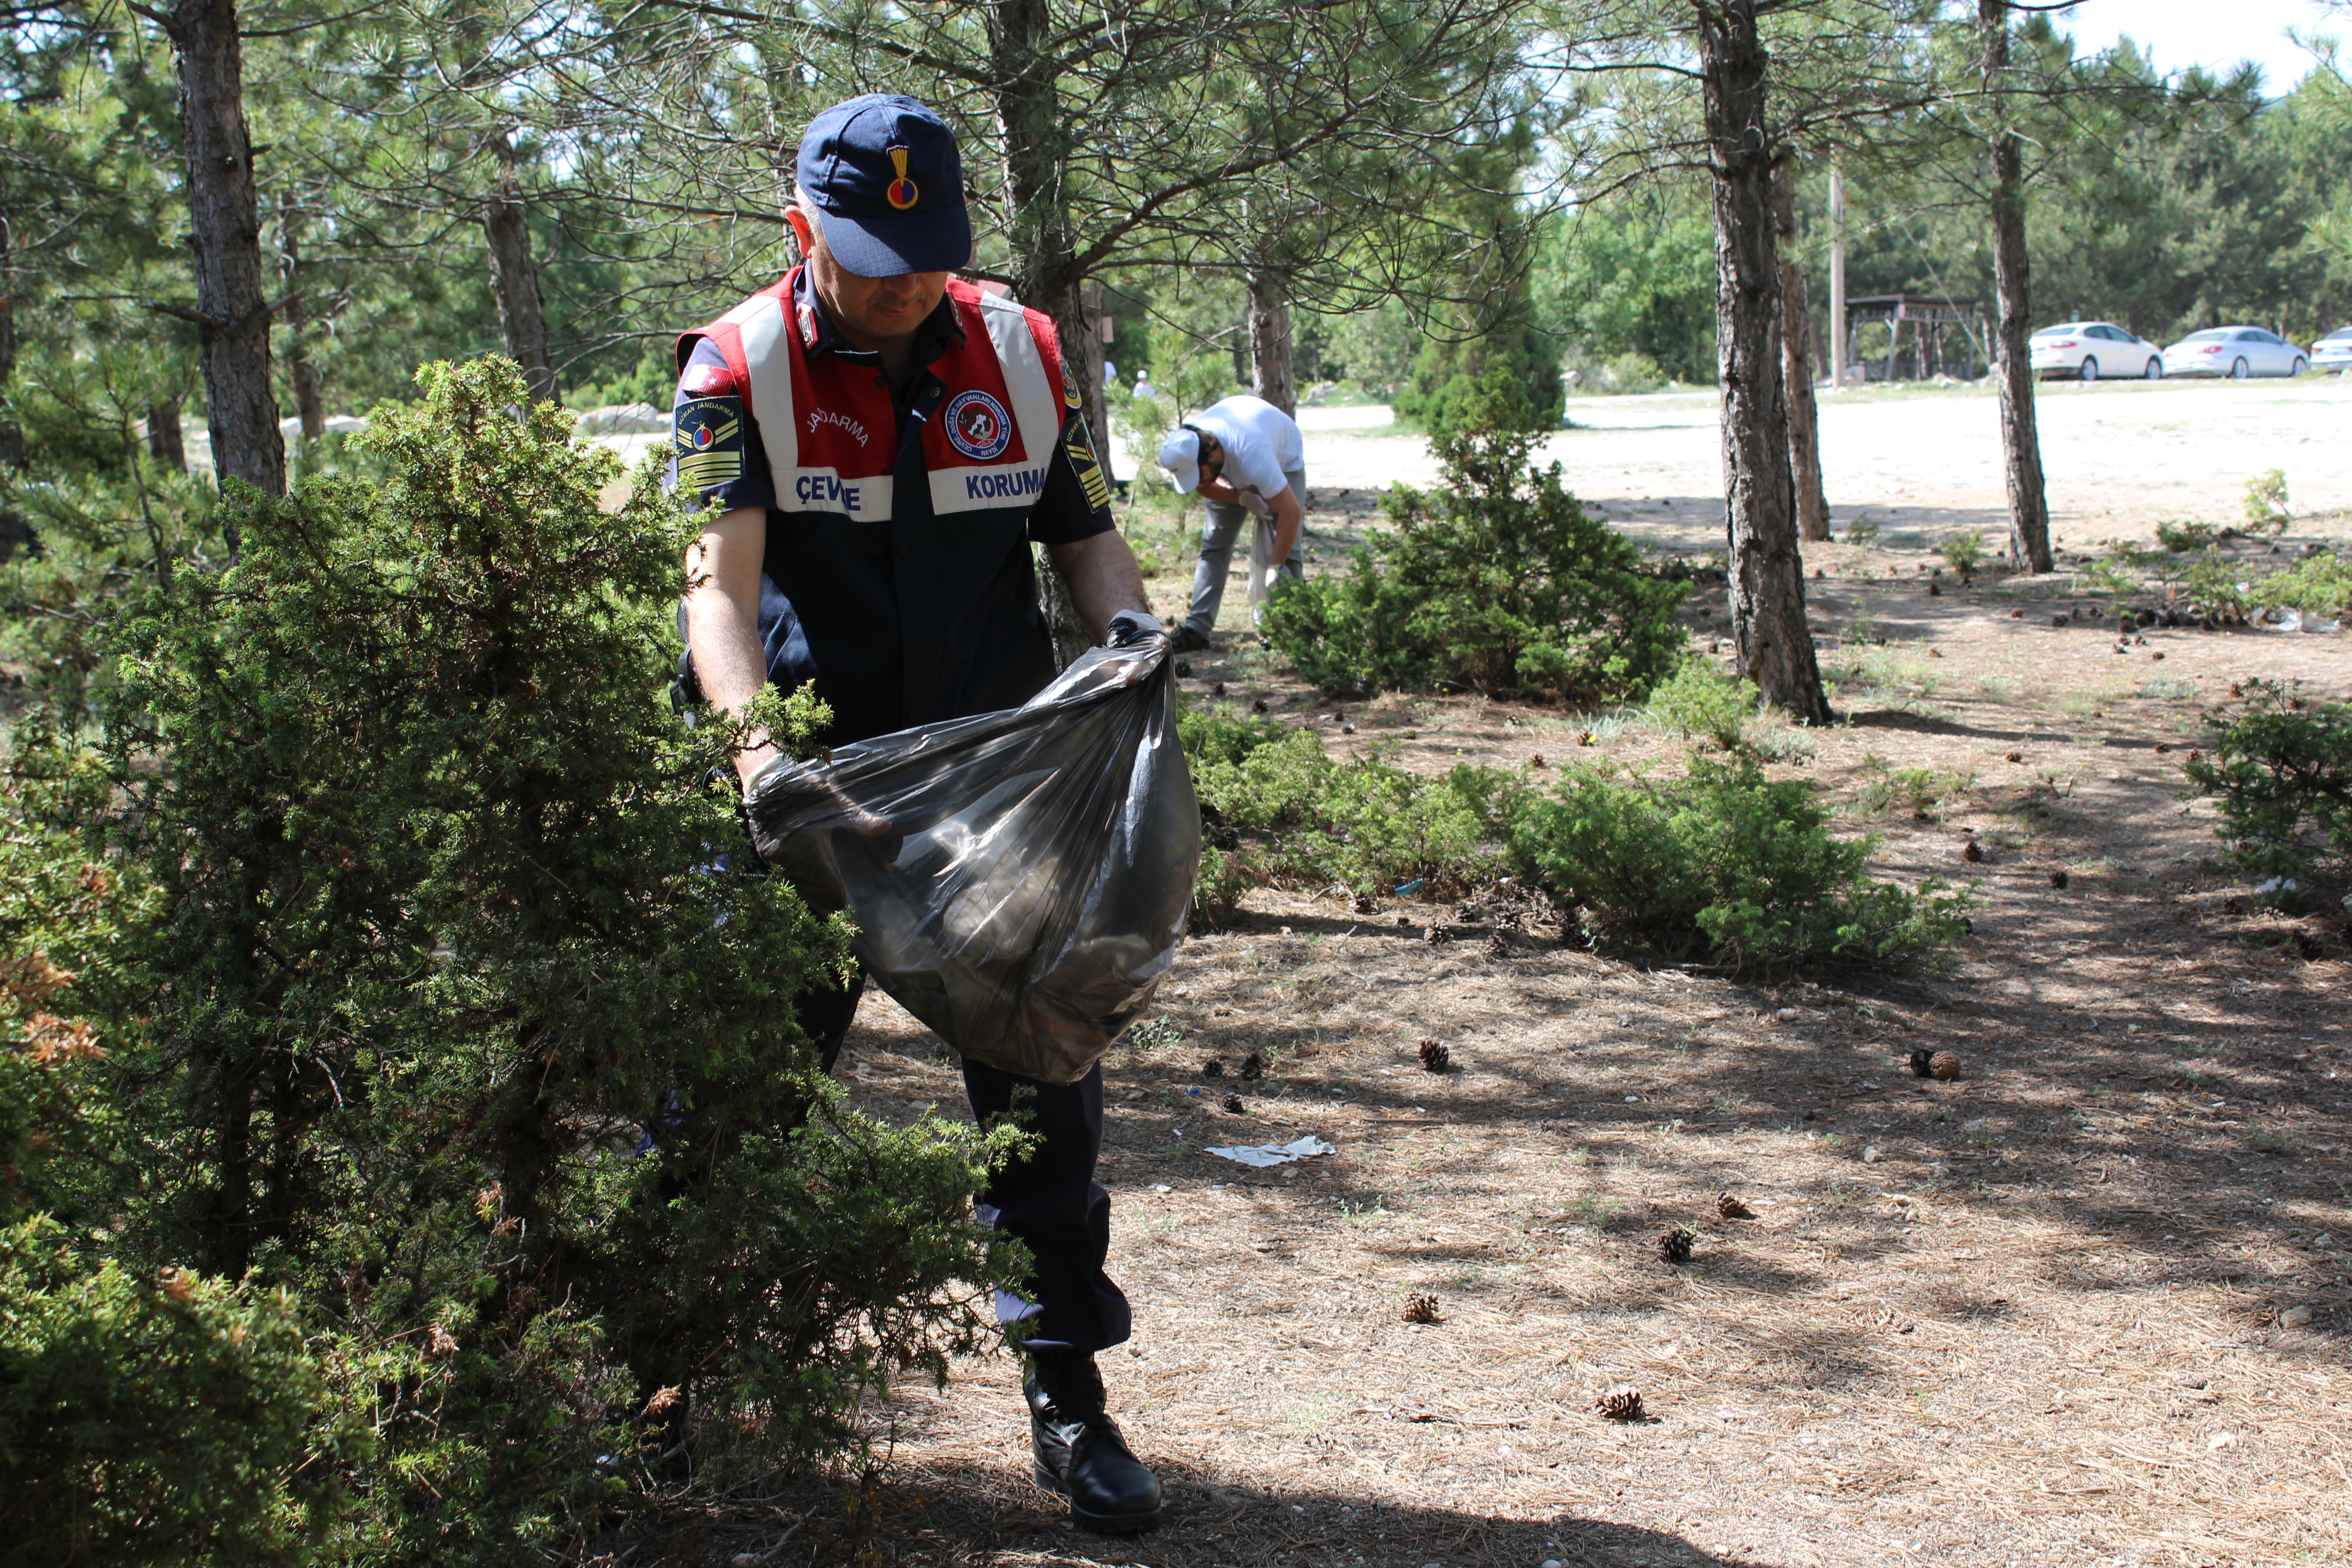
[610,472,2348,1567]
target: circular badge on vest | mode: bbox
[945,390,1013,461]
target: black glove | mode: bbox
[1107,608,1164,648]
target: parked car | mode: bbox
[2161,326,2308,379]
[2313,324,2352,375]
[2028,321,2164,381]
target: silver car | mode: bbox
[2313,325,2352,375]
[2161,326,2308,379]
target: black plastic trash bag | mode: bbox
[745,636,1198,1084]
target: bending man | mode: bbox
[1156,393,1306,653]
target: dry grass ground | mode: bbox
[604,472,2349,1568]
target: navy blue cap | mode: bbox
[795,94,970,278]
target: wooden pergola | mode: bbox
[1843,294,1990,382]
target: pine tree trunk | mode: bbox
[1772,164,1829,542]
[483,131,557,407]
[988,0,1098,667]
[279,192,325,439]
[149,398,188,470]
[1697,1,1830,725]
[162,0,283,508]
[0,214,28,561]
[1248,265,1297,416]
[1981,0,2051,573]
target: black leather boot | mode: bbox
[1025,1351,1161,1533]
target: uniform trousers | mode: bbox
[798,975,1131,1356]
[1179,467,1308,639]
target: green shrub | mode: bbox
[1510,755,1970,969]
[12,359,1020,1563]
[0,1220,343,1567]
[1646,661,1757,750]
[1179,706,1524,920]
[1842,514,1881,547]
[2155,519,2216,553]
[2185,679,2352,886]
[2244,469,2291,533]
[1263,368,1685,701]
[1938,529,1986,575]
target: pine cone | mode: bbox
[1657,1226,1695,1265]
[1907,1049,1936,1079]
[1929,1050,1960,1082]
[1402,1293,1440,1324]
[1485,931,1509,958]
[1174,660,1193,678]
[1353,892,1379,915]
[1417,1039,1451,1073]
[1239,1051,1265,1081]
[2049,870,2070,889]
[1530,753,1547,769]
[2294,931,2324,961]
[1212,681,1227,697]
[1962,840,1983,862]
[1716,1193,1755,1219]
[1251,698,1270,714]
[1221,1093,1245,1113]
[2004,750,2022,763]
[1593,1386,1646,1421]
[1577,730,1595,746]
[1202,1058,1226,1079]
[1422,924,1443,945]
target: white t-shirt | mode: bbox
[1193,395,1304,500]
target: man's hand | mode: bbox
[1107,608,1163,647]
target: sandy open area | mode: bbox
[1288,376,2352,553]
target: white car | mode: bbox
[2313,325,2352,375]
[2161,326,2308,379]
[2028,321,2164,382]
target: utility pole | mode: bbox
[1827,153,1847,388]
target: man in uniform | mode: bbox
[668,93,1161,1534]
[1155,394,1307,652]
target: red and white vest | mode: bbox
[678,270,1074,525]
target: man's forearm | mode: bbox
[1269,491,1303,568]
[1047,530,1150,643]
[686,506,780,789]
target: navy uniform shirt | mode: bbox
[670,271,1114,744]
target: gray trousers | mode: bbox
[1181,468,1307,638]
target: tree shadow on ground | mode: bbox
[605,1455,1753,1568]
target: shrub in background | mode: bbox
[2244,469,2291,533]
[1938,529,1986,575]
[2185,679,2352,892]
[1511,755,1970,970]
[10,358,1018,1565]
[1646,662,1758,751]
[1263,368,1685,701]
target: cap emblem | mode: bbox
[885,145,920,211]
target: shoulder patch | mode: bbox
[1061,357,1082,409]
[673,396,745,495]
[1062,412,1113,514]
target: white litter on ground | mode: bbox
[1205,1134,1335,1168]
